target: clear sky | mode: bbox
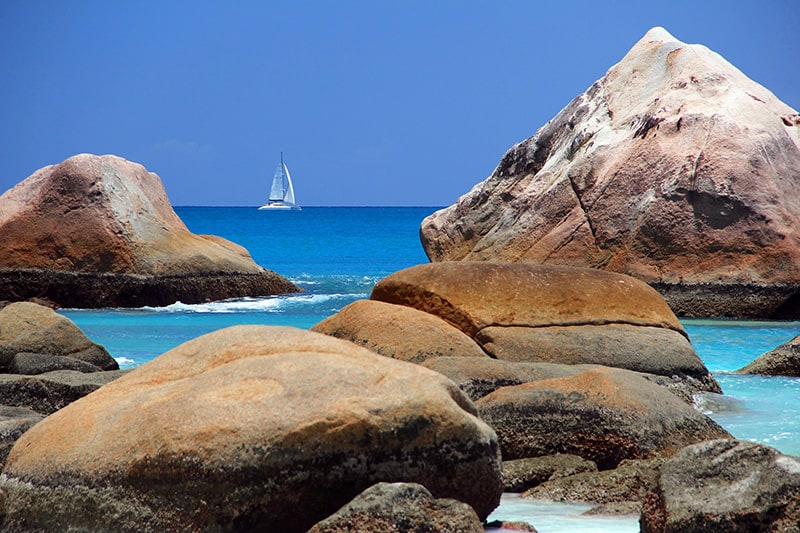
[1,1,798,207]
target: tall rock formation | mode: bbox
[420,27,800,318]
[0,154,300,307]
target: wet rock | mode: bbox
[736,333,800,376]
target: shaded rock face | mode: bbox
[476,366,731,469]
[307,482,484,533]
[0,153,300,307]
[370,262,719,392]
[0,406,44,467]
[420,27,800,319]
[502,454,598,493]
[0,302,117,372]
[0,326,502,532]
[736,334,800,376]
[641,439,800,533]
[522,458,664,511]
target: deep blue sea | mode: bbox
[60,207,800,532]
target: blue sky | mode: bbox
[1,1,798,207]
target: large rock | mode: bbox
[420,27,800,319]
[371,262,720,393]
[735,334,800,376]
[641,439,800,533]
[307,482,484,533]
[311,299,488,363]
[0,326,502,532]
[0,153,300,307]
[0,302,117,372]
[476,366,731,469]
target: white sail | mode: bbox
[259,153,301,210]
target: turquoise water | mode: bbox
[59,207,799,532]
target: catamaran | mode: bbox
[258,153,300,210]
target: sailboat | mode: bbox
[258,153,301,210]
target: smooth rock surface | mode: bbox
[0,302,116,371]
[420,27,800,319]
[307,482,484,533]
[371,262,685,337]
[641,439,800,533]
[0,154,299,307]
[736,333,800,376]
[372,262,720,393]
[311,299,488,363]
[476,366,731,469]
[0,326,502,532]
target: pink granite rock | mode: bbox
[0,154,299,307]
[420,27,800,318]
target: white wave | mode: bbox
[138,293,366,313]
[114,357,138,367]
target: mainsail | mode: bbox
[260,153,300,210]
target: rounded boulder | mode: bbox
[311,299,488,363]
[476,366,731,469]
[0,302,117,371]
[0,325,502,532]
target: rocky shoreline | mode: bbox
[0,264,798,531]
[0,268,300,308]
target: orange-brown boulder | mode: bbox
[0,326,502,532]
[311,299,488,363]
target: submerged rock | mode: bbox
[641,439,800,533]
[420,27,800,319]
[0,153,300,307]
[736,333,800,376]
[0,326,502,532]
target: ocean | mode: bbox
[60,206,800,532]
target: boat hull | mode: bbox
[258,203,301,211]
